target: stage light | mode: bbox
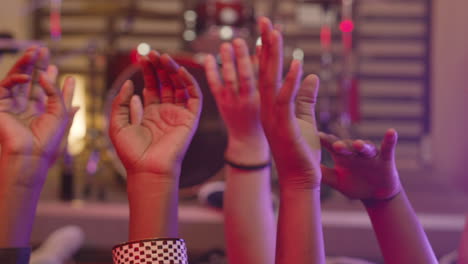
[137,43,150,56]
[220,7,238,25]
[63,75,87,155]
[184,10,197,22]
[219,26,234,40]
[183,30,197,41]
[293,48,305,61]
[339,19,354,33]
[256,37,262,47]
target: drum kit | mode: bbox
[0,0,359,193]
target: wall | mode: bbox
[0,0,30,76]
[432,0,468,188]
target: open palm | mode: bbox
[109,52,202,177]
[0,48,75,186]
[319,129,401,200]
[258,18,322,189]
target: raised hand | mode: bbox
[205,39,275,264]
[109,51,202,239]
[205,39,269,163]
[258,17,321,190]
[0,46,51,114]
[320,130,437,263]
[0,47,76,247]
[257,17,325,264]
[109,51,202,178]
[0,49,75,186]
[319,129,401,201]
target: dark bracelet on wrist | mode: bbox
[361,190,402,208]
[224,159,271,171]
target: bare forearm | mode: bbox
[224,137,275,264]
[0,157,47,247]
[127,173,179,240]
[364,190,437,264]
[224,166,275,264]
[276,187,325,264]
[0,187,40,247]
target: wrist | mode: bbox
[126,172,180,240]
[225,136,270,164]
[280,183,321,193]
[0,154,49,189]
[277,168,322,192]
[279,186,321,202]
[126,172,179,200]
[361,189,403,208]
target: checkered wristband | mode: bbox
[112,238,188,264]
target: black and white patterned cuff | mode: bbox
[112,238,188,264]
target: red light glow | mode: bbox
[340,20,354,33]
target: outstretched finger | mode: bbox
[258,17,274,99]
[220,43,239,94]
[46,65,58,85]
[140,56,160,106]
[110,80,135,133]
[7,46,39,76]
[252,45,261,75]
[380,128,398,161]
[332,140,355,156]
[160,54,188,107]
[204,54,223,96]
[30,64,55,107]
[319,132,340,152]
[38,73,66,118]
[267,30,283,93]
[295,74,320,124]
[277,60,302,106]
[258,17,273,81]
[30,47,50,103]
[35,47,50,72]
[65,106,80,135]
[233,38,255,96]
[62,76,76,111]
[178,67,202,116]
[130,95,143,125]
[353,140,378,158]
[154,53,175,104]
[0,74,30,89]
[259,29,284,101]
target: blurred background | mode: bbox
[0,0,467,263]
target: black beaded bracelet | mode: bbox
[225,159,272,170]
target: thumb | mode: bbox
[66,106,80,133]
[130,95,143,125]
[380,128,398,161]
[295,74,319,123]
[110,80,135,135]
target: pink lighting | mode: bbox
[339,19,354,33]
